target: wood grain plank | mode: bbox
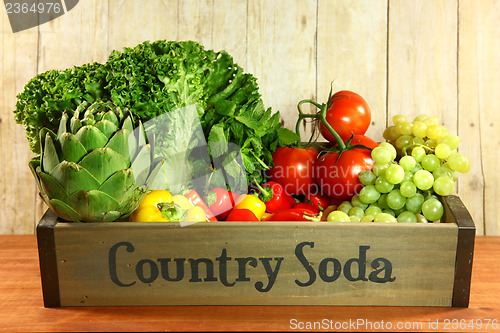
[107,0,178,53]
[387,0,458,130]
[247,0,317,141]
[317,0,388,142]
[458,0,500,236]
[0,12,39,234]
[0,235,498,332]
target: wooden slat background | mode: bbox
[0,0,498,235]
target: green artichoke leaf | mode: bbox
[130,144,152,186]
[49,198,84,222]
[74,125,109,153]
[38,171,70,202]
[102,109,119,125]
[97,168,136,200]
[105,128,132,161]
[116,186,147,216]
[41,133,60,173]
[95,119,119,140]
[56,112,70,139]
[29,159,42,191]
[122,116,134,134]
[59,133,87,163]
[70,117,82,134]
[78,147,129,184]
[39,128,57,153]
[49,160,101,194]
[66,189,121,222]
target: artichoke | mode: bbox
[29,101,163,222]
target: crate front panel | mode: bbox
[52,221,458,306]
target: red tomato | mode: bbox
[348,134,379,149]
[319,90,372,143]
[314,148,375,201]
[267,146,318,196]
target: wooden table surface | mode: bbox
[0,235,499,332]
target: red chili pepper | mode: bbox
[306,191,330,212]
[262,208,320,222]
[182,189,218,222]
[254,181,292,213]
[205,188,239,221]
[225,208,259,222]
[293,202,321,214]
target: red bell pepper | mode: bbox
[306,191,330,212]
[225,208,260,222]
[205,188,239,220]
[293,202,321,214]
[254,181,293,213]
[262,208,321,222]
[182,189,218,222]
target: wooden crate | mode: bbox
[37,195,475,307]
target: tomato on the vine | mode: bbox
[267,146,318,196]
[314,148,375,201]
[319,90,372,143]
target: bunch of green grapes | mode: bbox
[326,114,470,223]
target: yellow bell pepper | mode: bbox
[233,194,266,221]
[129,190,206,222]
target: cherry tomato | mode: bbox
[315,148,375,201]
[319,90,372,143]
[266,146,318,196]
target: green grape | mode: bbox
[426,125,443,141]
[359,185,381,204]
[442,163,459,181]
[382,209,396,217]
[351,194,369,210]
[411,146,426,162]
[383,126,401,141]
[410,136,425,146]
[402,171,414,183]
[395,135,413,150]
[327,210,350,222]
[348,207,365,219]
[413,170,434,190]
[448,152,471,173]
[406,193,425,213]
[421,154,441,172]
[415,213,429,223]
[424,116,439,127]
[393,114,408,126]
[379,142,397,160]
[440,134,460,150]
[371,146,393,164]
[374,213,398,223]
[399,155,416,171]
[433,176,455,196]
[435,143,451,159]
[397,121,414,135]
[377,193,390,209]
[373,163,388,177]
[365,205,382,216]
[410,163,423,173]
[349,215,361,222]
[397,211,417,223]
[421,198,444,221]
[400,181,417,197]
[414,114,428,122]
[338,201,353,214]
[361,215,375,222]
[385,164,405,184]
[425,139,437,149]
[359,170,377,185]
[412,121,428,138]
[433,165,454,179]
[375,175,394,193]
[387,189,407,210]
